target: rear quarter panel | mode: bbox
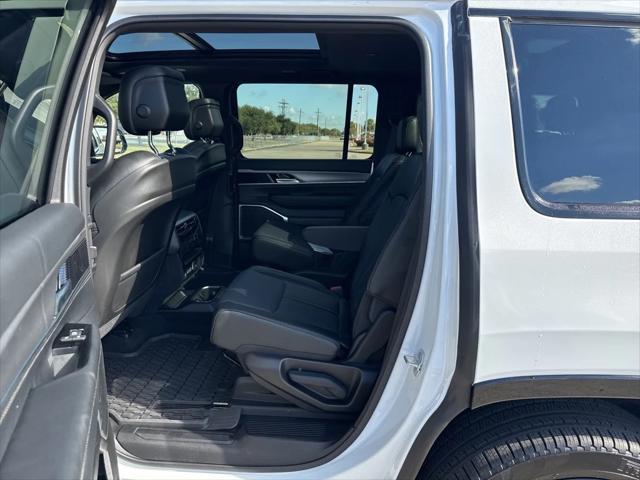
[470,15,640,383]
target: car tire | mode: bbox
[420,399,640,480]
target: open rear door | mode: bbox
[0,1,116,478]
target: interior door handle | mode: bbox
[275,178,300,184]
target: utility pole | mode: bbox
[362,86,369,142]
[315,108,321,136]
[278,98,289,117]
[298,108,302,135]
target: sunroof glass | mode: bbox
[198,33,319,50]
[109,33,194,53]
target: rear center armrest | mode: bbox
[302,226,369,252]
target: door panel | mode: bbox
[237,168,369,240]
[0,204,114,479]
[0,1,117,478]
[240,158,372,173]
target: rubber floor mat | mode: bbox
[105,334,242,423]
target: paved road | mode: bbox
[122,137,373,161]
[244,139,372,160]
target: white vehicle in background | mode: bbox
[0,1,638,480]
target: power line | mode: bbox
[278,98,289,117]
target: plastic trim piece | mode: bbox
[468,8,640,23]
[472,375,640,409]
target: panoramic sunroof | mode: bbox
[198,33,320,50]
[109,33,194,53]
[108,32,320,54]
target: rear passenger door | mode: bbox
[0,1,117,479]
[234,83,378,252]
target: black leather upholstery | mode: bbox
[118,66,190,135]
[395,115,421,154]
[252,221,313,271]
[212,150,424,409]
[213,266,350,360]
[92,66,196,335]
[251,116,420,273]
[182,98,226,178]
[179,98,227,224]
[184,98,224,140]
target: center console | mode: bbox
[160,211,223,311]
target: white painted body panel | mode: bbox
[470,16,640,383]
[108,1,460,479]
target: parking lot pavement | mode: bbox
[121,137,373,160]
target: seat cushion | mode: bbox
[252,220,314,271]
[211,266,350,360]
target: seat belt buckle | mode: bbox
[330,286,343,296]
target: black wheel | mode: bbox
[421,399,640,480]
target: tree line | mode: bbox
[239,105,344,137]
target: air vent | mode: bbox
[175,216,198,238]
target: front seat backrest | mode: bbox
[91,66,196,335]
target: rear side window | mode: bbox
[236,83,378,160]
[506,22,640,217]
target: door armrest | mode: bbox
[302,225,369,252]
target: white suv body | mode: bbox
[470,6,640,383]
[108,1,640,478]
[0,1,637,479]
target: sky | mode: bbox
[237,83,378,131]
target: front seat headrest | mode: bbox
[118,66,190,135]
[396,116,422,154]
[184,98,224,140]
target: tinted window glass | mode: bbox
[109,33,194,53]
[0,2,92,226]
[198,33,319,50]
[509,23,640,209]
[348,85,378,159]
[237,83,377,160]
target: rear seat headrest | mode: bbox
[184,98,224,140]
[118,66,190,135]
[396,116,422,154]
[541,94,579,134]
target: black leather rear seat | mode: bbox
[211,118,423,411]
[251,116,421,272]
[213,266,351,360]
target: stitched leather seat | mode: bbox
[211,138,424,410]
[214,266,351,360]
[251,116,421,272]
[91,66,196,335]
